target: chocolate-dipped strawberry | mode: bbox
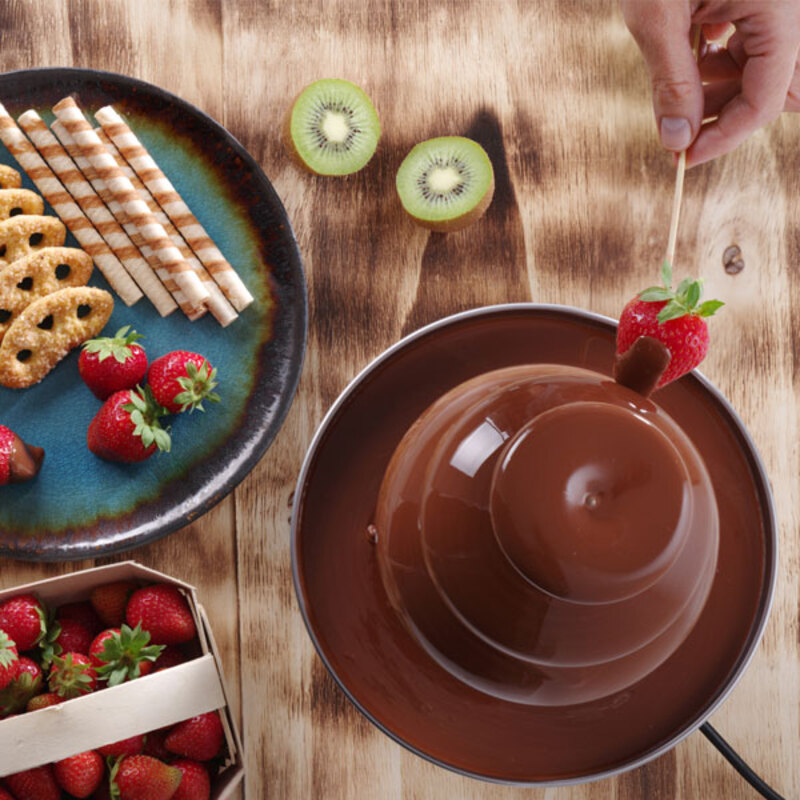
[0,424,44,485]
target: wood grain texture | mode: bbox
[1,0,799,797]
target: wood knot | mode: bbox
[723,244,744,275]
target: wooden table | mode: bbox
[1,1,798,797]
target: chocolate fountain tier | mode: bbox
[375,364,719,706]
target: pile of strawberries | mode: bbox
[0,582,224,798]
[79,326,220,463]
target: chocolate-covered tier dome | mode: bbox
[375,364,719,706]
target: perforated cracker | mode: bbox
[0,165,21,190]
[0,188,44,221]
[0,247,94,342]
[0,215,66,270]
[0,286,113,388]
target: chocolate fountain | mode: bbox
[374,344,719,707]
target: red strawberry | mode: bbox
[98,733,146,758]
[111,755,183,800]
[0,655,42,715]
[58,601,104,635]
[5,765,61,800]
[87,387,171,463]
[27,691,62,712]
[148,351,220,414]
[126,585,196,646]
[616,263,724,388]
[48,652,98,698]
[143,728,173,762]
[0,425,44,485]
[91,582,137,628]
[79,326,148,400]
[89,624,163,686]
[55,618,93,656]
[154,646,187,672]
[0,630,20,691]
[165,712,224,762]
[54,750,104,798]
[0,787,14,800]
[0,594,46,651]
[172,760,210,800]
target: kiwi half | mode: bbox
[283,79,381,176]
[396,136,494,232]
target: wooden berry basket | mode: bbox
[0,561,244,799]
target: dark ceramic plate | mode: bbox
[0,68,306,561]
[292,305,776,785]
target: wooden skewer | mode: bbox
[664,26,702,274]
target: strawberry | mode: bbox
[0,630,20,691]
[147,351,220,414]
[54,750,104,798]
[165,712,224,762]
[5,765,61,800]
[55,618,93,656]
[616,262,724,388]
[90,624,164,686]
[0,656,42,715]
[172,760,210,800]
[0,424,44,485]
[143,729,173,762]
[26,691,62,712]
[58,601,104,635]
[48,652,98,698]
[0,787,14,800]
[98,734,145,758]
[154,646,187,672]
[111,755,183,800]
[0,594,46,651]
[87,387,171,463]
[126,585,196,646]
[79,326,148,401]
[91,582,138,628]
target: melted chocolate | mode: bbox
[614,336,671,396]
[295,309,770,781]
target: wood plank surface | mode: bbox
[1,1,799,798]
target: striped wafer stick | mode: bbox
[97,129,238,328]
[52,97,209,309]
[0,103,142,305]
[50,119,205,322]
[96,106,254,312]
[18,110,177,317]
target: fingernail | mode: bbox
[660,116,692,151]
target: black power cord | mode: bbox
[701,723,787,800]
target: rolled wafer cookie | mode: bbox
[53,97,209,309]
[0,188,44,221]
[0,103,142,306]
[0,247,93,342]
[97,128,237,327]
[18,109,177,318]
[50,119,205,322]
[0,285,113,388]
[0,165,21,189]
[97,105,254,313]
[0,215,66,270]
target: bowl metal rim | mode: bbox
[291,302,778,787]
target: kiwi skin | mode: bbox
[405,174,495,233]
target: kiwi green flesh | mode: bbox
[396,136,494,227]
[289,79,380,176]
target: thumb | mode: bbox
[622,0,704,151]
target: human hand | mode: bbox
[621,0,800,166]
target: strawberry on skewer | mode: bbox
[616,261,724,389]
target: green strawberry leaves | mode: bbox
[174,360,221,413]
[95,623,165,687]
[38,607,62,670]
[108,755,122,800]
[641,260,724,325]
[49,653,94,699]
[0,630,16,668]
[124,387,172,454]
[82,325,144,364]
